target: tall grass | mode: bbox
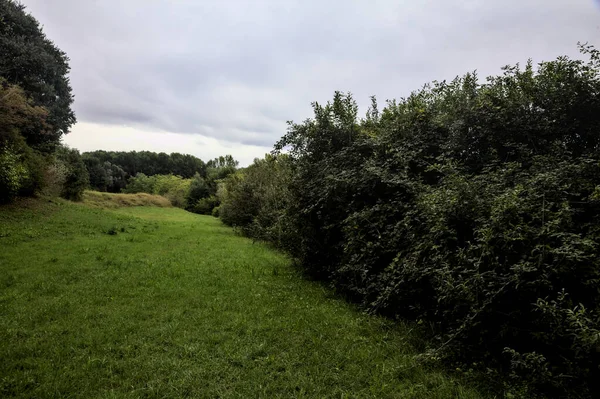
[82,190,172,209]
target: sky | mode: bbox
[20,0,600,166]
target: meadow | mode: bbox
[0,195,484,398]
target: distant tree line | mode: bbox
[82,150,207,188]
[217,45,600,398]
[82,151,238,213]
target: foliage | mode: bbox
[40,158,68,197]
[152,174,190,208]
[260,46,600,397]
[123,173,190,208]
[189,195,219,215]
[0,0,75,151]
[0,146,28,202]
[82,155,127,193]
[121,172,155,194]
[55,146,89,201]
[82,152,238,212]
[184,155,239,215]
[0,78,51,145]
[0,79,49,201]
[82,150,206,182]
[0,136,45,202]
[206,154,239,173]
[219,154,296,250]
[184,172,211,210]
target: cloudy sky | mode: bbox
[21,0,600,165]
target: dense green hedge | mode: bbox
[220,45,600,397]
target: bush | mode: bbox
[56,146,89,201]
[0,146,29,202]
[41,159,69,197]
[124,173,190,208]
[153,175,190,208]
[219,155,296,250]
[269,46,600,397]
[0,80,49,201]
[191,195,219,215]
[0,134,47,202]
[185,173,211,211]
[122,173,156,194]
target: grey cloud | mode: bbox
[21,0,600,149]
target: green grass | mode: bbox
[0,198,486,398]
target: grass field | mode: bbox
[0,197,485,398]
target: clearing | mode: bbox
[0,197,485,398]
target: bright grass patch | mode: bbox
[0,199,487,398]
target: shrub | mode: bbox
[123,173,190,208]
[122,173,156,194]
[0,79,49,201]
[269,46,600,397]
[185,173,211,211]
[0,146,29,202]
[56,146,89,201]
[191,195,219,215]
[219,155,296,251]
[0,135,47,202]
[153,175,190,208]
[41,159,69,197]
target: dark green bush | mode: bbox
[185,173,211,211]
[191,195,219,215]
[56,146,89,201]
[265,45,600,397]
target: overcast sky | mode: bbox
[20,0,600,165]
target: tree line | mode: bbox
[114,154,238,212]
[216,46,600,397]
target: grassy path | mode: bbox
[0,199,483,398]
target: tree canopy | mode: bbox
[0,0,76,150]
[82,151,207,184]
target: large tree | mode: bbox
[0,0,76,150]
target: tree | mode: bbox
[185,173,211,210]
[0,78,48,201]
[82,150,206,179]
[56,146,89,201]
[0,0,76,151]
